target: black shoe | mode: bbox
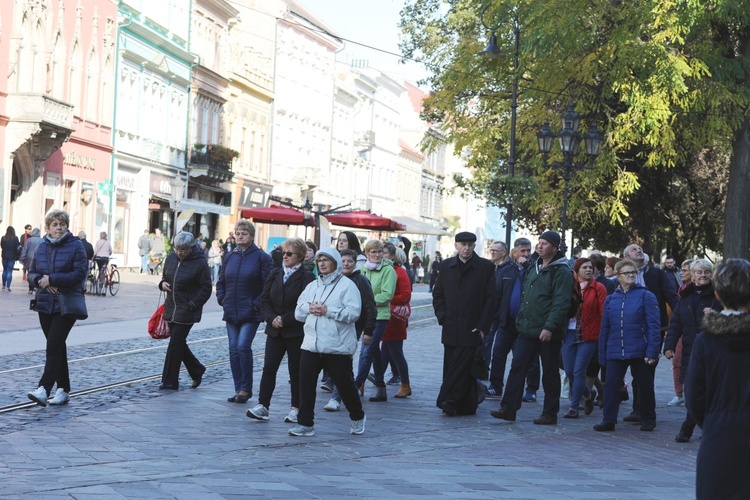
[623,412,642,423]
[563,409,579,419]
[369,386,387,402]
[191,368,206,389]
[593,421,615,432]
[235,394,250,404]
[533,414,558,425]
[439,401,457,416]
[619,387,629,402]
[675,432,691,443]
[490,408,516,421]
[640,422,656,432]
[159,384,178,390]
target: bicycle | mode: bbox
[91,257,120,296]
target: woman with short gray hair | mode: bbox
[157,232,213,390]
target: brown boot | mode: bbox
[394,383,412,398]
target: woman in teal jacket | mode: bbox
[354,239,396,402]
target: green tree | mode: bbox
[399,0,750,258]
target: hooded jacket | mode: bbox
[295,248,362,355]
[159,245,212,324]
[598,284,661,364]
[216,242,273,324]
[515,253,574,341]
[346,269,377,337]
[28,231,88,315]
[361,257,397,320]
[686,311,750,500]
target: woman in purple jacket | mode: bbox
[216,220,273,403]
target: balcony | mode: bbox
[189,144,237,183]
[6,93,75,132]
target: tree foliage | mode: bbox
[399,0,750,257]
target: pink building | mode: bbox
[0,0,117,238]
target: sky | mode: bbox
[296,0,430,87]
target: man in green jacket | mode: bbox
[491,231,573,425]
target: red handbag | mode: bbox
[148,303,170,339]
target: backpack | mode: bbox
[549,264,583,318]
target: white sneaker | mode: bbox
[284,407,299,423]
[246,404,270,421]
[668,396,685,406]
[324,398,341,411]
[350,415,366,435]
[288,424,314,437]
[27,387,48,407]
[48,388,70,405]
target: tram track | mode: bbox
[0,304,437,414]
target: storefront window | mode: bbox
[114,189,130,253]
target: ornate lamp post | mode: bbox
[536,105,602,254]
[480,5,520,248]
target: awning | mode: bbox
[391,215,451,236]
[323,211,406,231]
[241,205,313,226]
[178,199,230,216]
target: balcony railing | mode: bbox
[6,93,75,131]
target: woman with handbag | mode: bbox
[1,225,21,291]
[246,238,314,423]
[381,244,413,398]
[158,232,213,390]
[26,210,88,406]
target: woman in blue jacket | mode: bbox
[216,220,273,403]
[594,259,661,432]
[26,210,88,406]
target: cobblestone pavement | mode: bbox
[0,270,698,498]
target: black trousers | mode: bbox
[603,358,656,425]
[163,322,204,387]
[38,313,77,394]
[437,345,480,416]
[500,335,562,417]
[298,349,364,427]
[258,335,303,409]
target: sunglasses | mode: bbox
[618,271,637,276]
[282,251,296,257]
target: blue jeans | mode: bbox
[2,259,15,288]
[355,319,388,387]
[212,264,220,284]
[561,332,597,410]
[226,322,259,393]
[141,254,149,274]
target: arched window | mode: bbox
[69,40,83,115]
[86,47,99,121]
[51,33,66,98]
[101,55,114,126]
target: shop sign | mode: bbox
[239,182,271,208]
[63,151,96,170]
[116,171,137,191]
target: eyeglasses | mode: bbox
[618,271,637,276]
[680,268,690,273]
[282,251,296,257]
[489,249,505,253]
[316,258,332,264]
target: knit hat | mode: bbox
[539,230,561,249]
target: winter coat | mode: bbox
[641,265,679,329]
[596,274,617,295]
[260,266,315,339]
[159,245,212,324]
[579,278,608,341]
[20,236,44,268]
[494,261,526,328]
[598,284,661,365]
[686,311,750,500]
[216,243,273,324]
[137,234,152,256]
[295,249,362,355]
[346,270,377,337]
[515,253,574,341]
[432,252,496,347]
[361,258,397,320]
[28,232,88,315]
[664,283,722,383]
[383,264,412,341]
[1,235,20,260]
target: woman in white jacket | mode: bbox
[290,247,366,437]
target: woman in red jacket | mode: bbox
[562,258,607,418]
[381,244,412,398]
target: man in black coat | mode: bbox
[433,231,496,416]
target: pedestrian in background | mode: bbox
[158,232,212,390]
[26,210,88,406]
[1,226,21,291]
[93,232,113,273]
[138,230,152,274]
[207,239,223,284]
[594,259,661,432]
[433,231,496,416]
[685,258,750,500]
[21,228,43,295]
[20,224,32,282]
[216,220,273,403]
[291,247,365,437]
[246,238,314,423]
[429,251,442,293]
[381,245,412,398]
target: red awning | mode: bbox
[323,211,406,231]
[241,205,313,226]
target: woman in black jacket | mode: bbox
[26,210,88,406]
[246,238,314,423]
[158,232,212,390]
[686,258,750,500]
[664,259,722,443]
[1,225,20,291]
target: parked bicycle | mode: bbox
[89,257,120,296]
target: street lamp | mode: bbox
[480,5,520,248]
[536,104,602,254]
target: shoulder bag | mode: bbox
[58,291,89,320]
